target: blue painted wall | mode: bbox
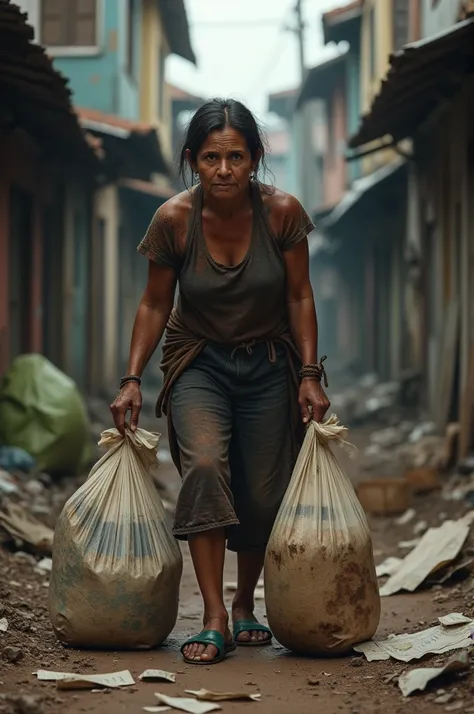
[53,0,142,119]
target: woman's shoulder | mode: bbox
[259,185,303,215]
[153,189,194,229]
[149,188,197,251]
[258,185,312,241]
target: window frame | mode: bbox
[39,0,102,57]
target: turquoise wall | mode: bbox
[53,0,142,120]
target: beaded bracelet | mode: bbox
[119,375,142,389]
[299,356,328,387]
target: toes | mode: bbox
[236,631,251,642]
[200,645,218,661]
[184,643,206,661]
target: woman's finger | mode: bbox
[130,400,141,432]
[111,400,128,435]
[299,397,311,424]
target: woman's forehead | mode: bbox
[200,127,248,151]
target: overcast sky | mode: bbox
[167,0,344,122]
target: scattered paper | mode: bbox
[185,689,261,702]
[139,670,176,683]
[154,693,220,714]
[0,503,54,554]
[413,520,428,535]
[143,708,171,713]
[0,470,19,495]
[429,558,474,585]
[0,617,8,633]
[381,513,474,596]
[396,508,416,526]
[35,669,134,689]
[438,613,473,627]
[398,539,421,549]
[376,557,403,577]
[398,651,470,697]
[35,557,53,573]
[354,617,473,662]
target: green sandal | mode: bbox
[233,619,272,647]
[181,629,236,665]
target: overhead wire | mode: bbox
[242,0,298,97]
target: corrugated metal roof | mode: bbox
[77,108,169,177]
[0,0,96,163]
[296,51,348,108]
[158,0,196,65]
[349,18,474,148]
[322,159,407,229]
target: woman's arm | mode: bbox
[110,260,177,434]
[284,238,330,423]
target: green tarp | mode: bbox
[0,354,91,475]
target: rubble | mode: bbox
[3,646,24,663]
[0,693,46,714]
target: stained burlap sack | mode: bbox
[264,416,380,655]
[49,427,182,649]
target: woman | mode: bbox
[110,98,330,665]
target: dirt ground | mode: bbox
[0,419,473,714]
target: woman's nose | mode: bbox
[217,160,231,175]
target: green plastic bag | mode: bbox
[0,354,91,475]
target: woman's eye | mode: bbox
[206,154,217,161]
[231,153,242,160]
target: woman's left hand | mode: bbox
[298,379,330,423]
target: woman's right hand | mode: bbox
[110,382,142,435]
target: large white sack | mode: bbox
[49,427,182,649]
[264,416,380,655]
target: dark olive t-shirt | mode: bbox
[138,183,315,344]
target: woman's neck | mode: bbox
[202,183,253,220]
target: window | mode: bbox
[126,0,135,76]
[393,0,410,51]
[41,0,97,48]
[369,7,376,79]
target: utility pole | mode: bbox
[295,0,306,82]
[287,0,310,207]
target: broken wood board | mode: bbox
[436,299,459,431]
[459,345,474,459]
[398,650,470,697]
[380,512,474,596]
[354,616,473,662]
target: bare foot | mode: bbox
[182,612,232,663]
[232,603,271,644]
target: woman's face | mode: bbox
[189,127,257,199]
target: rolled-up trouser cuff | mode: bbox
[173,517,240,540]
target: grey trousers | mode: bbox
[170,341,294,551]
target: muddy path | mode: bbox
[1,423,473,714]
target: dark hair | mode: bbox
[178,98,268,187]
